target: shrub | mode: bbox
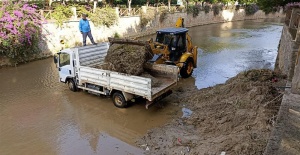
[159,10,168,23]
[28,1,45,10]
[71,4,91,17]
[204,5,210,14]
[51,4,72,27]
[0,1,44,63]
[178,5,185,12]
[113,32,120,38]
[187,5,200,17]
[245,4,259,15]
[235,4,240,11]
[285,2,300,12]
[263,7,272,15]
[89,7,118,27]
[140,8,155,28]
[212,4,220,16]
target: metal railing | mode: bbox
[119,8,141,16]
[38,10,54,19]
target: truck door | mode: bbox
[58,52,73,83]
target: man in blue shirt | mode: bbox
[79,14,97,46]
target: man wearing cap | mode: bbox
[79,14,97,46]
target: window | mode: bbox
[156,33,175,45]
[175,34,186,51]
[59,53,70,67]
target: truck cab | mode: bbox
[54,49,76,89]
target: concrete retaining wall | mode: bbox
[41,9,284,55]
[0,9,284,66]
[276,26,299,80]
[265,8,300,155]
[291,50,300,94]
[275,8,300,94]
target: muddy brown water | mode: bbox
[0,58,183,154]
[0,19,283,155]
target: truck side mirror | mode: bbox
[54,55,58,64]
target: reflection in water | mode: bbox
[190,19,284,89]
[0,58,179,155]
[139,19,283,89]
[0,19,284,154]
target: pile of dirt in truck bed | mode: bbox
[136,69,286,155]
[140,72,162,87]
[104,44,152,76]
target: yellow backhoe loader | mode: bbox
[109,17,198,78]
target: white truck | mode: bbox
[54,43,179,109]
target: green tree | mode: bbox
[257,0,294,13]
[239,0,257,5]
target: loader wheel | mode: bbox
[68,79,77,92]
[180,58,194,78]
[112,92,127,108]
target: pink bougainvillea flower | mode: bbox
[13,10,23,18]
[23,20,28,26]
[5,24,13,29]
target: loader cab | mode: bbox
[156,28,188,62]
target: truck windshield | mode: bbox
[59,53,70,67]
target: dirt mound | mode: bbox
[136,69,285,155]
[104,44,151,76]
[140,72,162,87]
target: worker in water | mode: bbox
[79,14,97,46]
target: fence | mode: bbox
[38,10,54,19]
[119,8,141,16]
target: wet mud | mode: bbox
[136,69,286,155]
[0,19,284,155]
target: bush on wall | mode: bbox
[245,4,259,15]
[212,4,220,16]
[50,4,117,28]
[0,1,44,63]
[204,5,210,14]
[140,8,156,28]
[89,7,118,27]
[187,5,200,17]
[51,4,72,27]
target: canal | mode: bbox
[0,18,283,155]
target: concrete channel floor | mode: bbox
[264,89,300,155]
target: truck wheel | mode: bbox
[112,92,128,108]
[68,79,77,92]
[180,57,194,78]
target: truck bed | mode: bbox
[74,43,178,101]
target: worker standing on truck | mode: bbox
[79,14,97,46]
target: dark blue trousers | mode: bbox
[82,31,96,46]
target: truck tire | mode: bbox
[68,79,77,92]
[180,57,194,78]
[112,92,127,108]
